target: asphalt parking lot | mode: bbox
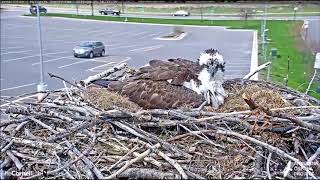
[1,9,255,97]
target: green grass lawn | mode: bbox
[41,3,320,15]
[25,13,319,99]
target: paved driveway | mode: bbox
[1,9,254,97]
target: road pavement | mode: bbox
[1,9,255,97]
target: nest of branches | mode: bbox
[1,63,319,179]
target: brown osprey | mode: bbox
[104,49,226,109]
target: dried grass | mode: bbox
[84,87,141,112]
[216,84,291,112]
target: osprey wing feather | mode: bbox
[108,58,204,109]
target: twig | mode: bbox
[267,152,272,180]
[117,168,181,179]
[105,143,161,179]
[80,63,127,86]
[216,129,317,178]
[7,150,23,170]
[179,124,224,149]
[104,145,140,172]
[157,150,188,179]
[306,147,320,166]
[23,148,92,179]
[63,81,73,101]
[48,72,82,90]
[243,61,271,80]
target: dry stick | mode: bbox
[167,130,215,142]
[140,106,320,119]
[124,121,192,158]
[156,150,188,179]
[63,81,73,101]
[80,63,127,86]
[117,168,181,179]
[47,119,103,143]
[273,112,320,133]
[105,145,140,172]
[29,117,105,179]
[48,72,82,90]
[105,143,161,179]
[243,61,271,80]
[283,161,292,178]
[1,133,62,150]
[115,135,189,179]
[36,92,50,103]
[132,152,162,168]
[112,121,191,158]
[22,148,92,179]
[243,93,320,133]
[306,147,320,166]
[6,150,23,170]
[267,152,272,180]
[1,120,30,153]
[216,129,316,179]
[0,118,29,127]
[179,124,224,149]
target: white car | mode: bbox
[173,10,190,17]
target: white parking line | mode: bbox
[144,32,165,38]
[32,56,74,66]
[128,45,163,52]
[58,60,92,69]
[86,56,131,72]
[1,83,36,92]
[1,50,33,55]
[86,62,117,72]
[0,46,24,50]
[110,44,142,50]
[108,32,132,38]
[92,31,114,37]
[4,51,69,63]
[130,31,148,37]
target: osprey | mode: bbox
[103,48,226,109]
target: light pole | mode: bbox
[36,1,47,101]
[267,47,277,82]
[261,3,267,63]
[211,8,214,25]
[293,7,298,21]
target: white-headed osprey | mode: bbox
[104,48,226,109]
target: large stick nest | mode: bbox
[0,65,319,179]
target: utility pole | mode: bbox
[75,0,79,15]
[261,3,267,64]
[293,7,298,21]
[36,0,47,101]
[90,0,94,16]
[200,3,203,22]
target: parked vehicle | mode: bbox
[73,41,105,58]
[99,8,121,16]
[29,5,47,14]
[173,10,190,16]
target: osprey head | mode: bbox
[198,48,225,73]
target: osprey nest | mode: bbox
[1,62,320,179]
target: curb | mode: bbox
[250,30,259,80]
[154,32,187,41]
